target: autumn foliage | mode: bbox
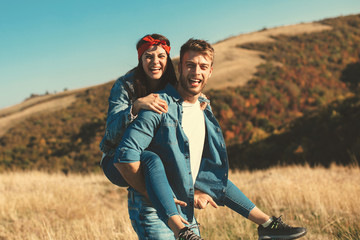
[0,14,360,172]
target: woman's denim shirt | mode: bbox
[99,72,137,158]
[115,84,229,222]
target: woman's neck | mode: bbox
[147,78,162,92]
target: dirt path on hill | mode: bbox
[207,22,332,90]
[0,22,332,137]
[0,95,76,137]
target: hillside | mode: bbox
[0,14,359,172]
[208,14,360,168]
[0,22,330,139]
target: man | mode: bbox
[116,39,307,240]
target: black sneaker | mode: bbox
[258,216,307,240]
[177,227,203,240]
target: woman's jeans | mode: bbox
[101,151,179,221]
[101,151,256,238]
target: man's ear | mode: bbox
[178,62,181,75]
[209,66,213,78]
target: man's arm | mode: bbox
[115,161,148,197]
[114,109,162,196]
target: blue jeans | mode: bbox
[102,151,256,237]
[223,180,256,218]
[128,189,200,240]
[101,151,179,221]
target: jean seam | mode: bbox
[225,184,255,218]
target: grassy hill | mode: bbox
[209,14,360,169]
[0,14,359,172]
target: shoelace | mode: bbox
[178,223,202,240]
[272,216,292,229]
[178,230,200,240]
[188,222,201,230]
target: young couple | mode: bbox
[100,34,307,240]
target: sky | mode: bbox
[1,0,360,109]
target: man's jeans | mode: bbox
[128,189,201,240]
[102,151,256,238]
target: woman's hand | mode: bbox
[174,198,187,207]
[174,198,189,225]
[199,92,208,110]
[132,93,168,115]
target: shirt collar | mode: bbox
[162,84,181,102]
[161,84,211,104]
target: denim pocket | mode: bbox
[160,118,178,145]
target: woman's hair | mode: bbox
[132,33,177,98]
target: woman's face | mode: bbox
[141,45,168,80]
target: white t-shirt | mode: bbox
[181,100,205,184]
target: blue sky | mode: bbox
[1,0,360,109]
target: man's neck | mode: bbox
[176,85,199,103]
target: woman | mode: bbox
[100,34,200,239]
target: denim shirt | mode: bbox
[115,84,229,221]
[99,72,137,158]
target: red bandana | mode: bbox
[137,36,171,59]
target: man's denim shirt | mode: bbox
[115,84,229,222]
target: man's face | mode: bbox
[178,50,213,98]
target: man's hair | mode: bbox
[179,38,214,66]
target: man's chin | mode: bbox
[186,88,202,96]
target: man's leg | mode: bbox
[127,189,201,240]
[128,189,176,239]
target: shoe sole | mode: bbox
[258,230,307,240]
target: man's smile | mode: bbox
[189,78,202,87]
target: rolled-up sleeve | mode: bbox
[114,109,162,163]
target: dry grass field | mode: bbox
[1,165,359,240]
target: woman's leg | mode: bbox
[101,153,128,187]
[140,151,187,237]
[224,179,307,239]
[224,180,270,225]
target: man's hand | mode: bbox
[194,189,218,209]
[174,198,187,207]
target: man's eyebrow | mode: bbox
[185,60,196,64]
